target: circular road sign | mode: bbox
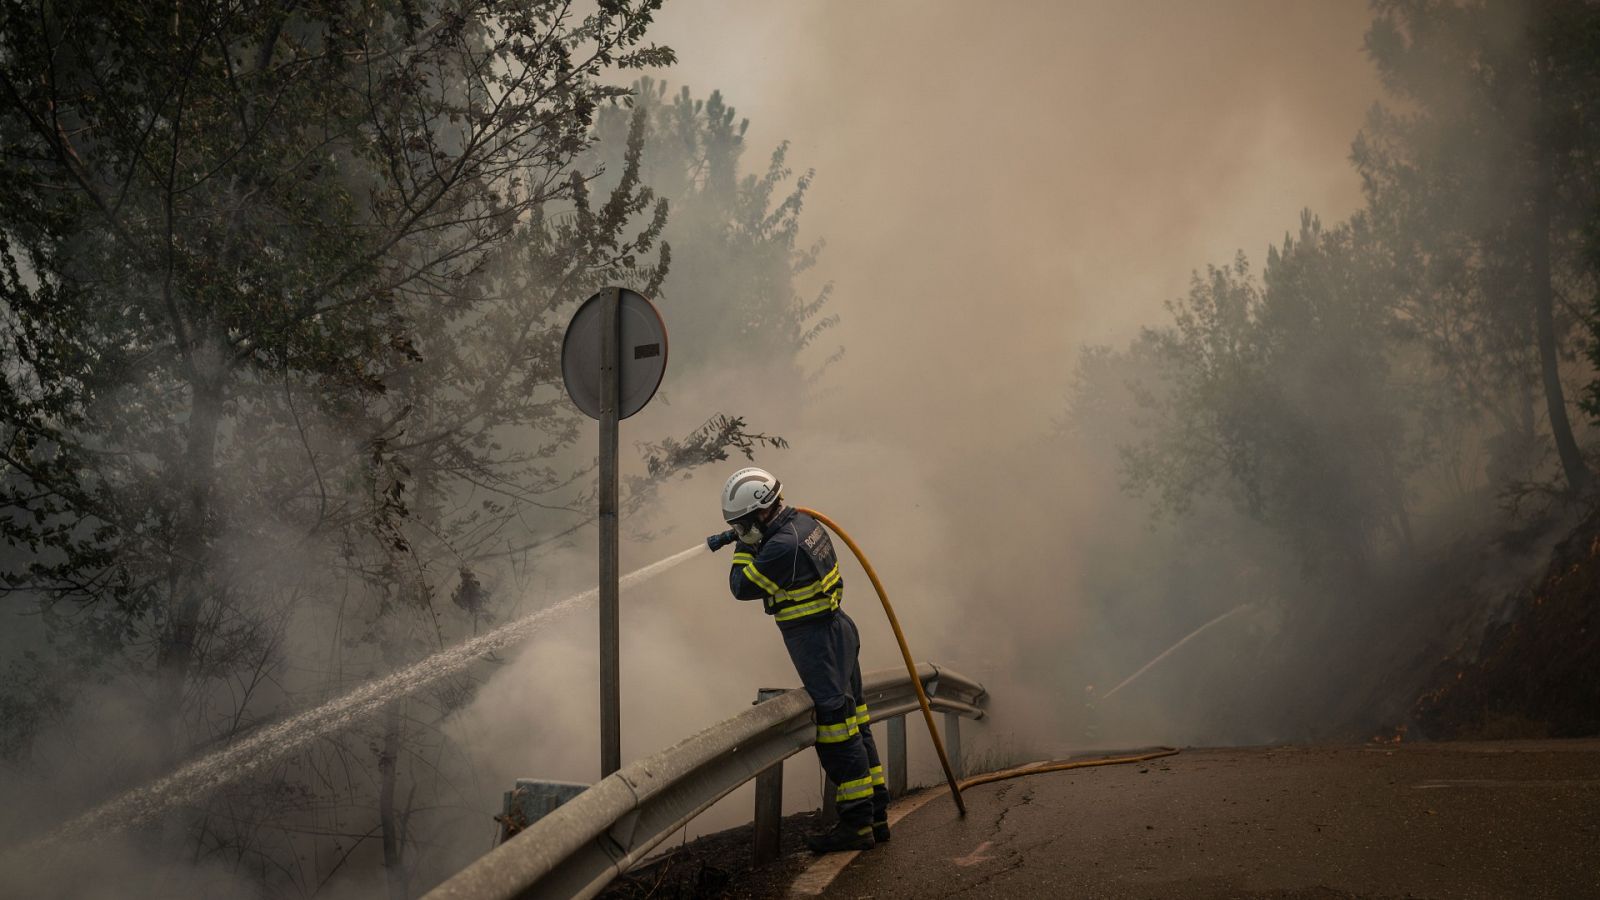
[561,287,668,420]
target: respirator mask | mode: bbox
[730,513,765,547]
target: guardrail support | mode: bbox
[753,763,783,865]
[944,711,964,778]
[886,715,907,798]
[752,689,786,866]
[496,779,588,845]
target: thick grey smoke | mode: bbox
[611,0,1386,738]
[4,2,1447,895]
[440,0,1397,855]
[644,0,1381,438]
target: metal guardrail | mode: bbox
[424,662,987,900]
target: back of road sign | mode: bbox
[562,286,667,778]
[561,288,668,420]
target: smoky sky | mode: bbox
[642,0,1381,455]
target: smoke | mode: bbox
[642,0,1381,439]
[425,4,1382,837]
[10,1,1548,896]
[610,0,1386,745]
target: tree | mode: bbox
[0,2,790,893]
[583,78,841,393]
[1355,0,1599,494]
[0,0,670,701]
[1122,215,1419,572]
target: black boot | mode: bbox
[872,820,890,843]
[805,821,875,854]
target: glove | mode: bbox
[706,529,739,552]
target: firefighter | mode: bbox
[717,467,890,853]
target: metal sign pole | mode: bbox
[598,288,621,778]
[562,285,665,781]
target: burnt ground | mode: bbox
[595,807,841,900]
[1255,497,1600,748]
[1410,503,1600,739]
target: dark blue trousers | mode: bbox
[781,610,889,828]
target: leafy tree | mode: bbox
[583,78,841,393]
[0,0,671,696]
[1355,0,1599,494]
[0,2,790,893]
[1123,215,1419,572]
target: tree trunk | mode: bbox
[1532,66,1590,495]
[156,364,226,717]
[379,704,409,900]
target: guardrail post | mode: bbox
[886,715,907,798]
[944,711,963,779]
[820,774,837,828]
[752,688,786,866]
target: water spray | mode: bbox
[20,543,707,851]
[1102,603,1251,701]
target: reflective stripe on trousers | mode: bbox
[816,719,858,744]
[834,773,874,802]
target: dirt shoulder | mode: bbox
[595,807,841,900]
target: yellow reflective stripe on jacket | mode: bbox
[816,720,859,744]
[731,552,755,566]
[772,587,842,622]
[849,704,870,726]
[869,764,885,786]
[769,564,841,603]
[740,561,781,595]
[834,774,874,802]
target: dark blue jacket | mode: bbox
[728,506,844,629]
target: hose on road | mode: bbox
[958,746,1182,791]
[796,507,968,817]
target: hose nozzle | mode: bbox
[705,529,738,552]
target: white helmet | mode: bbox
[722,466,782,524]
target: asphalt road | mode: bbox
[818,740,1600,899]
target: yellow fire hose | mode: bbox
[957,746,1181,790]
[796,507,968,817]
[797,507,1183,816]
